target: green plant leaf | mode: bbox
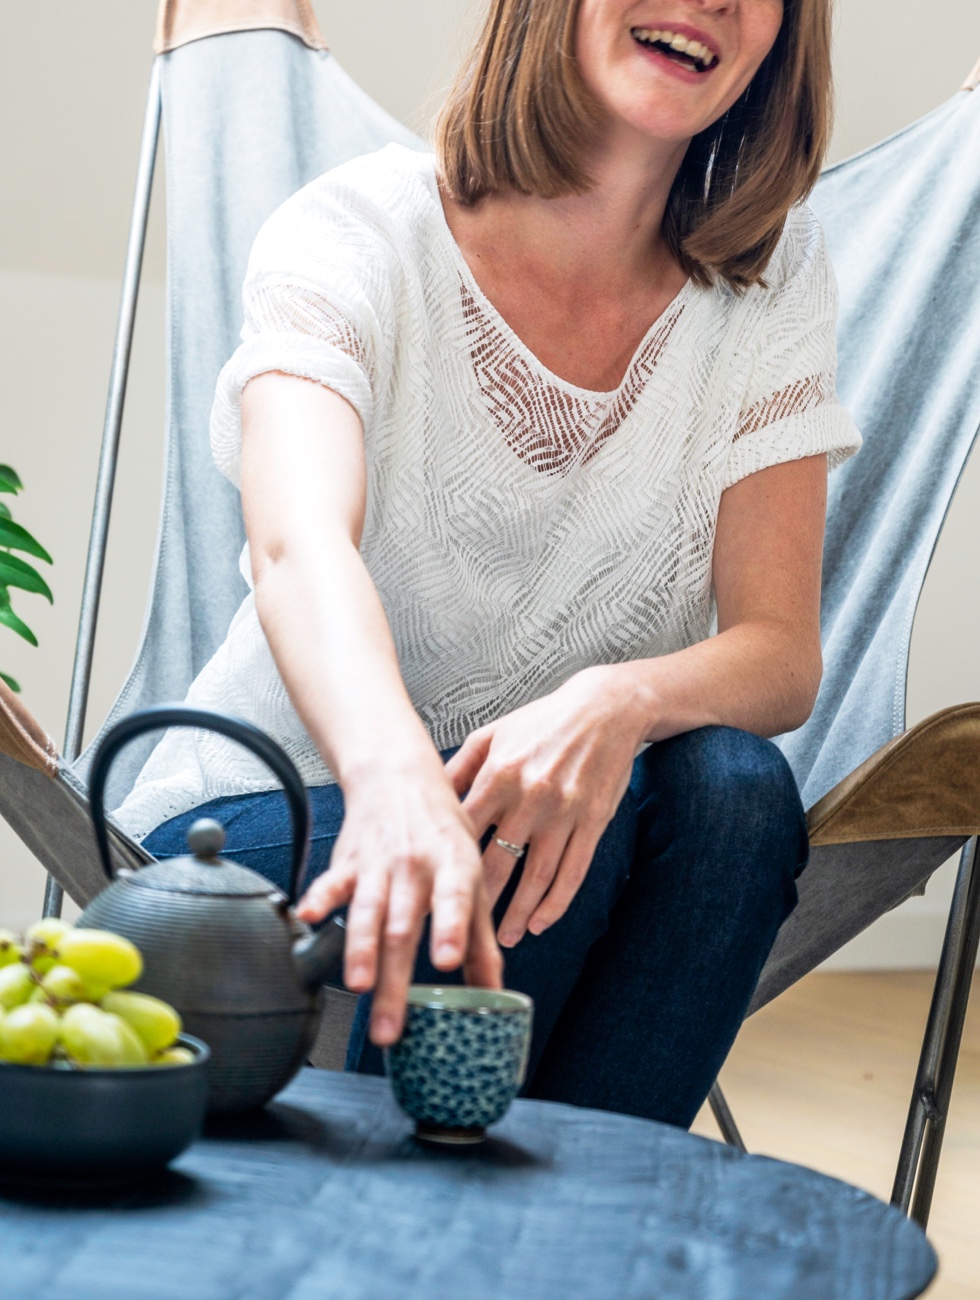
[0,466,23,494]
[0,518,52,563]
[0,672,21,693]
[0,592,37,647]
[0,552,53,602]
[0,503,10,520]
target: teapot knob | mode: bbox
[187,818,227,860]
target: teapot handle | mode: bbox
[89,706,311,905]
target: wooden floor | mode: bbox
[691,971,980,1299]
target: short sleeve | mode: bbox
[209,172,400,487]
[722,207,862,492]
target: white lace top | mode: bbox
[116,144,861,840]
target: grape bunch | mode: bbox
[0,919,192,1069]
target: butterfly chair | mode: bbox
[0,0,977,1232]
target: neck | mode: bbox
[449,126,690,296]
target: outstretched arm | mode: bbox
[240,370,502,1045]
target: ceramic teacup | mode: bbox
[385,985,534,1144]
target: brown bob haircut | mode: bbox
[436,0,833,291]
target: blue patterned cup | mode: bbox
[385,986,534,1144]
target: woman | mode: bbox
[122,0,860,1126]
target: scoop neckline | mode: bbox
[415,150,698,402]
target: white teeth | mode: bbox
[632,27,716,67]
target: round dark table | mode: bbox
[0,1070,936,1299]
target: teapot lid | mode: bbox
[125,857,280,898]
[126,819,285,899]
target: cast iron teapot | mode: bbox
[80,706,347,1114]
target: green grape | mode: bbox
[0,962,34,1011]
[152,1046,194,1067]
[0,1003,59,1065]
[59,1004,142,1067]
[25,918,72,974]
[105,1013,149,1066]
[54,929,143,995]
[25,919,72,947]
[0,929,23,969]
[35,964,88,1007]
[100,991,181,1055]
[58,1005,120,1066]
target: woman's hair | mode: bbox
[436,0,833,290]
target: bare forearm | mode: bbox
[612,453,828,746]
[609,620,822,747]
[240,373,440,791]
[253,533,439,787]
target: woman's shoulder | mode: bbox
[758,203,831,297]
[249,144,438,271]
[695,206,831,330]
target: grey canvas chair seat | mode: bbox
[754,702,980,1013]
[0,0,977,1230]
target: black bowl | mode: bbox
[0,1034,210,1186]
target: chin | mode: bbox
[612,94,718,147]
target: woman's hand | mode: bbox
[295,757,503,1047]
[445,666,649,950]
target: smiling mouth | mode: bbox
[631,27,719,73]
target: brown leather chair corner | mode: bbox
[0,679,58,778]
[807,703,980,846]
[154,0,327,56]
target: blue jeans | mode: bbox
[144,725,807,1128]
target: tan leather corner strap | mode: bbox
[807,703,980,846]
[155,0,327,55]
[963,55,980,92]
[0,679,59,778]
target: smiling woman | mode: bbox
[439,0,831,288]
[126,0,861,1129]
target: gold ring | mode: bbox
[494,837,526,859]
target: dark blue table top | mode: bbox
[0,1069,936,1299]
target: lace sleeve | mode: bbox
[210,178,399,487]
[723,208,862,491]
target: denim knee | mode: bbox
[633,725,808,917]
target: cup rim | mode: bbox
[406,985,532,1014]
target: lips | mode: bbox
[631,26,719,73]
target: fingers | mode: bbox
[368,872,428,1046]
[342,868,389,993]
[460,754,515,841]
[525,828,599,937]
[482,825,531,909]
[444,731,491,799]
[464,884,504,990]
[296,861,356,923]
[496,826,577,948]
[429,861,476,971]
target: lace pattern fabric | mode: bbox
[736,372,838,442]
[116,145,862,839]
[465,283,691,477]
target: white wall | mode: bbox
[0,1,977,960]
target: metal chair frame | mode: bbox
[710,834,980,1228]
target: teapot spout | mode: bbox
[293,915,346,991]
